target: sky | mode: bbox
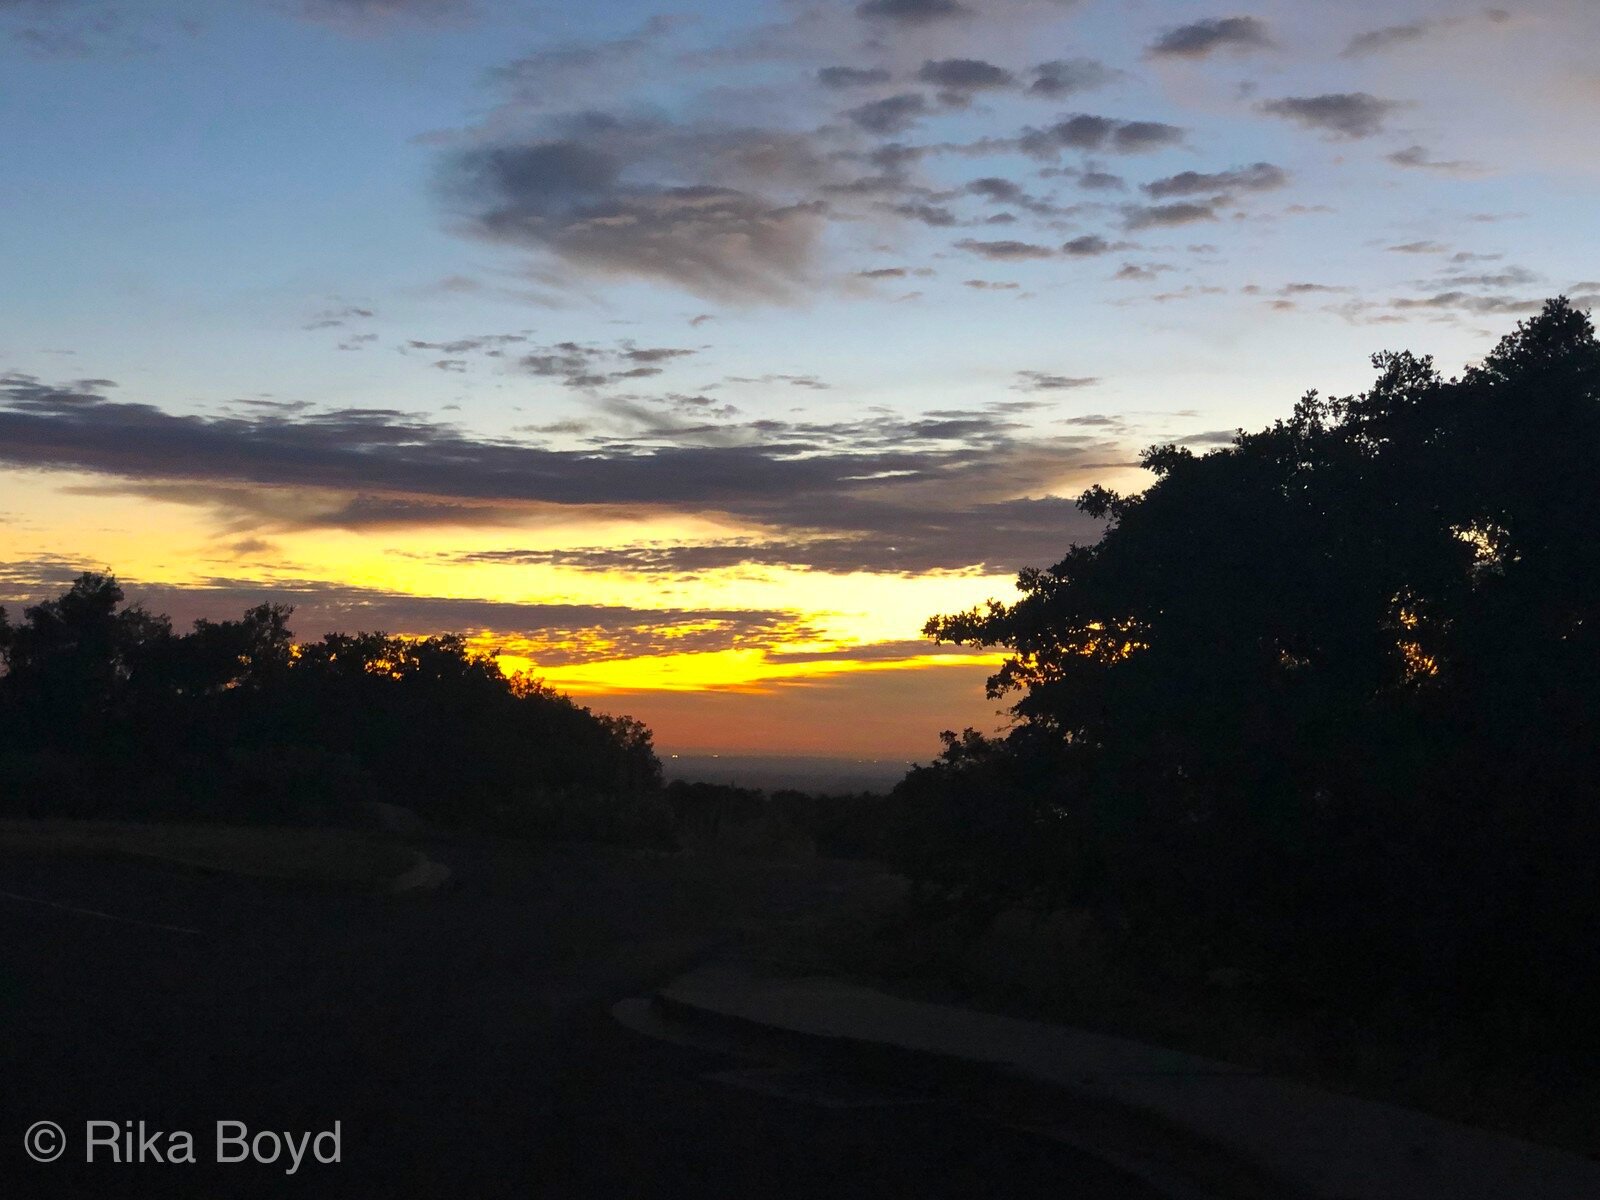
[2,0,1597,760]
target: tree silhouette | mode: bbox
[920,299,1600,1060]
[0,579,663,837]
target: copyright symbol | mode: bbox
[25,1121,66,1163]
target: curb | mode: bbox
[649,987,1308,1200]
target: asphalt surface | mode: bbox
[1,841,1166,1198]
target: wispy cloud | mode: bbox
[1123,201,1218,230]
[1385,145,1486,177]
[1141,162,1287,198]
[954,238,1058,260]
[1014,371,1098,391]
[292,0,474,34]
[1342,9,1511,58]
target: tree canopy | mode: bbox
[0,578,662,833]
[918,298,1600,1060]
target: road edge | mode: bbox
[648,985,1309,1200]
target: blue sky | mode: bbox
[2,0,1596,755]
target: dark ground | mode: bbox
[1,841,1163,1198]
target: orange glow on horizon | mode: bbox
[0,466,1025,756]
[471,636,1006,696]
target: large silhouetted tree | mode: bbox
[919,299,1600,1058]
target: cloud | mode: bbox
[403,332,529,356]
[1276,282,1349,295]
[817,65,893,89]
[292,0,473,32]
[455,494,1103,576]
[0,1,202,58]
[916,58,1016,93]
[866,142,926,173]
[1387,240,1448,254]
[759,639,978,666]
[1,3,118,59]
[0,373,1132,575]
[1141,162,1287,198]
[1061,234,1116,256]
[443,123,831,303]
[1342,11,1511,58]
[824,173,917,198]
[66,572,816,665]
[1019,114,1185,157]
[494,339,699,389]
[888,202,959,227]
[1014,371,1098,391]
[855,0,968,23]
[477,17,692,114]
[722,373,830,389]
[967,177,1025,202]
[1385,145,1485,176]
[964,176,1064,215]
[1077,170,1126,191]
[844,93,930,134]
[1122,201,1218,230]
[440,37,1156,306]
[1342,21,1429,57]
[1111,120,1188,153]
[1438,266,1538,288]
[1028,58,1119,98]
[954,238,1058,261]
[1390,291,1543,316]
[1256,93,1400,139]
[1146,284,1226,304]
[1022,114,1111,152]
[624,346,696,365]
[1147,16,1273,59]
[302,305,374,330]
[1114,261,1176,281]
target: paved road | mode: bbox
[1,842,1165,1198]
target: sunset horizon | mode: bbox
[6,4,1600,1193]
[4,0,1595,758]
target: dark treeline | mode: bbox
[899,298,1600,1067]
[0,579,664,838]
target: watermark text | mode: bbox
[25,1120,341,1173]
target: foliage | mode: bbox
[921,298,1600,1062]
[0,580,663,839]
